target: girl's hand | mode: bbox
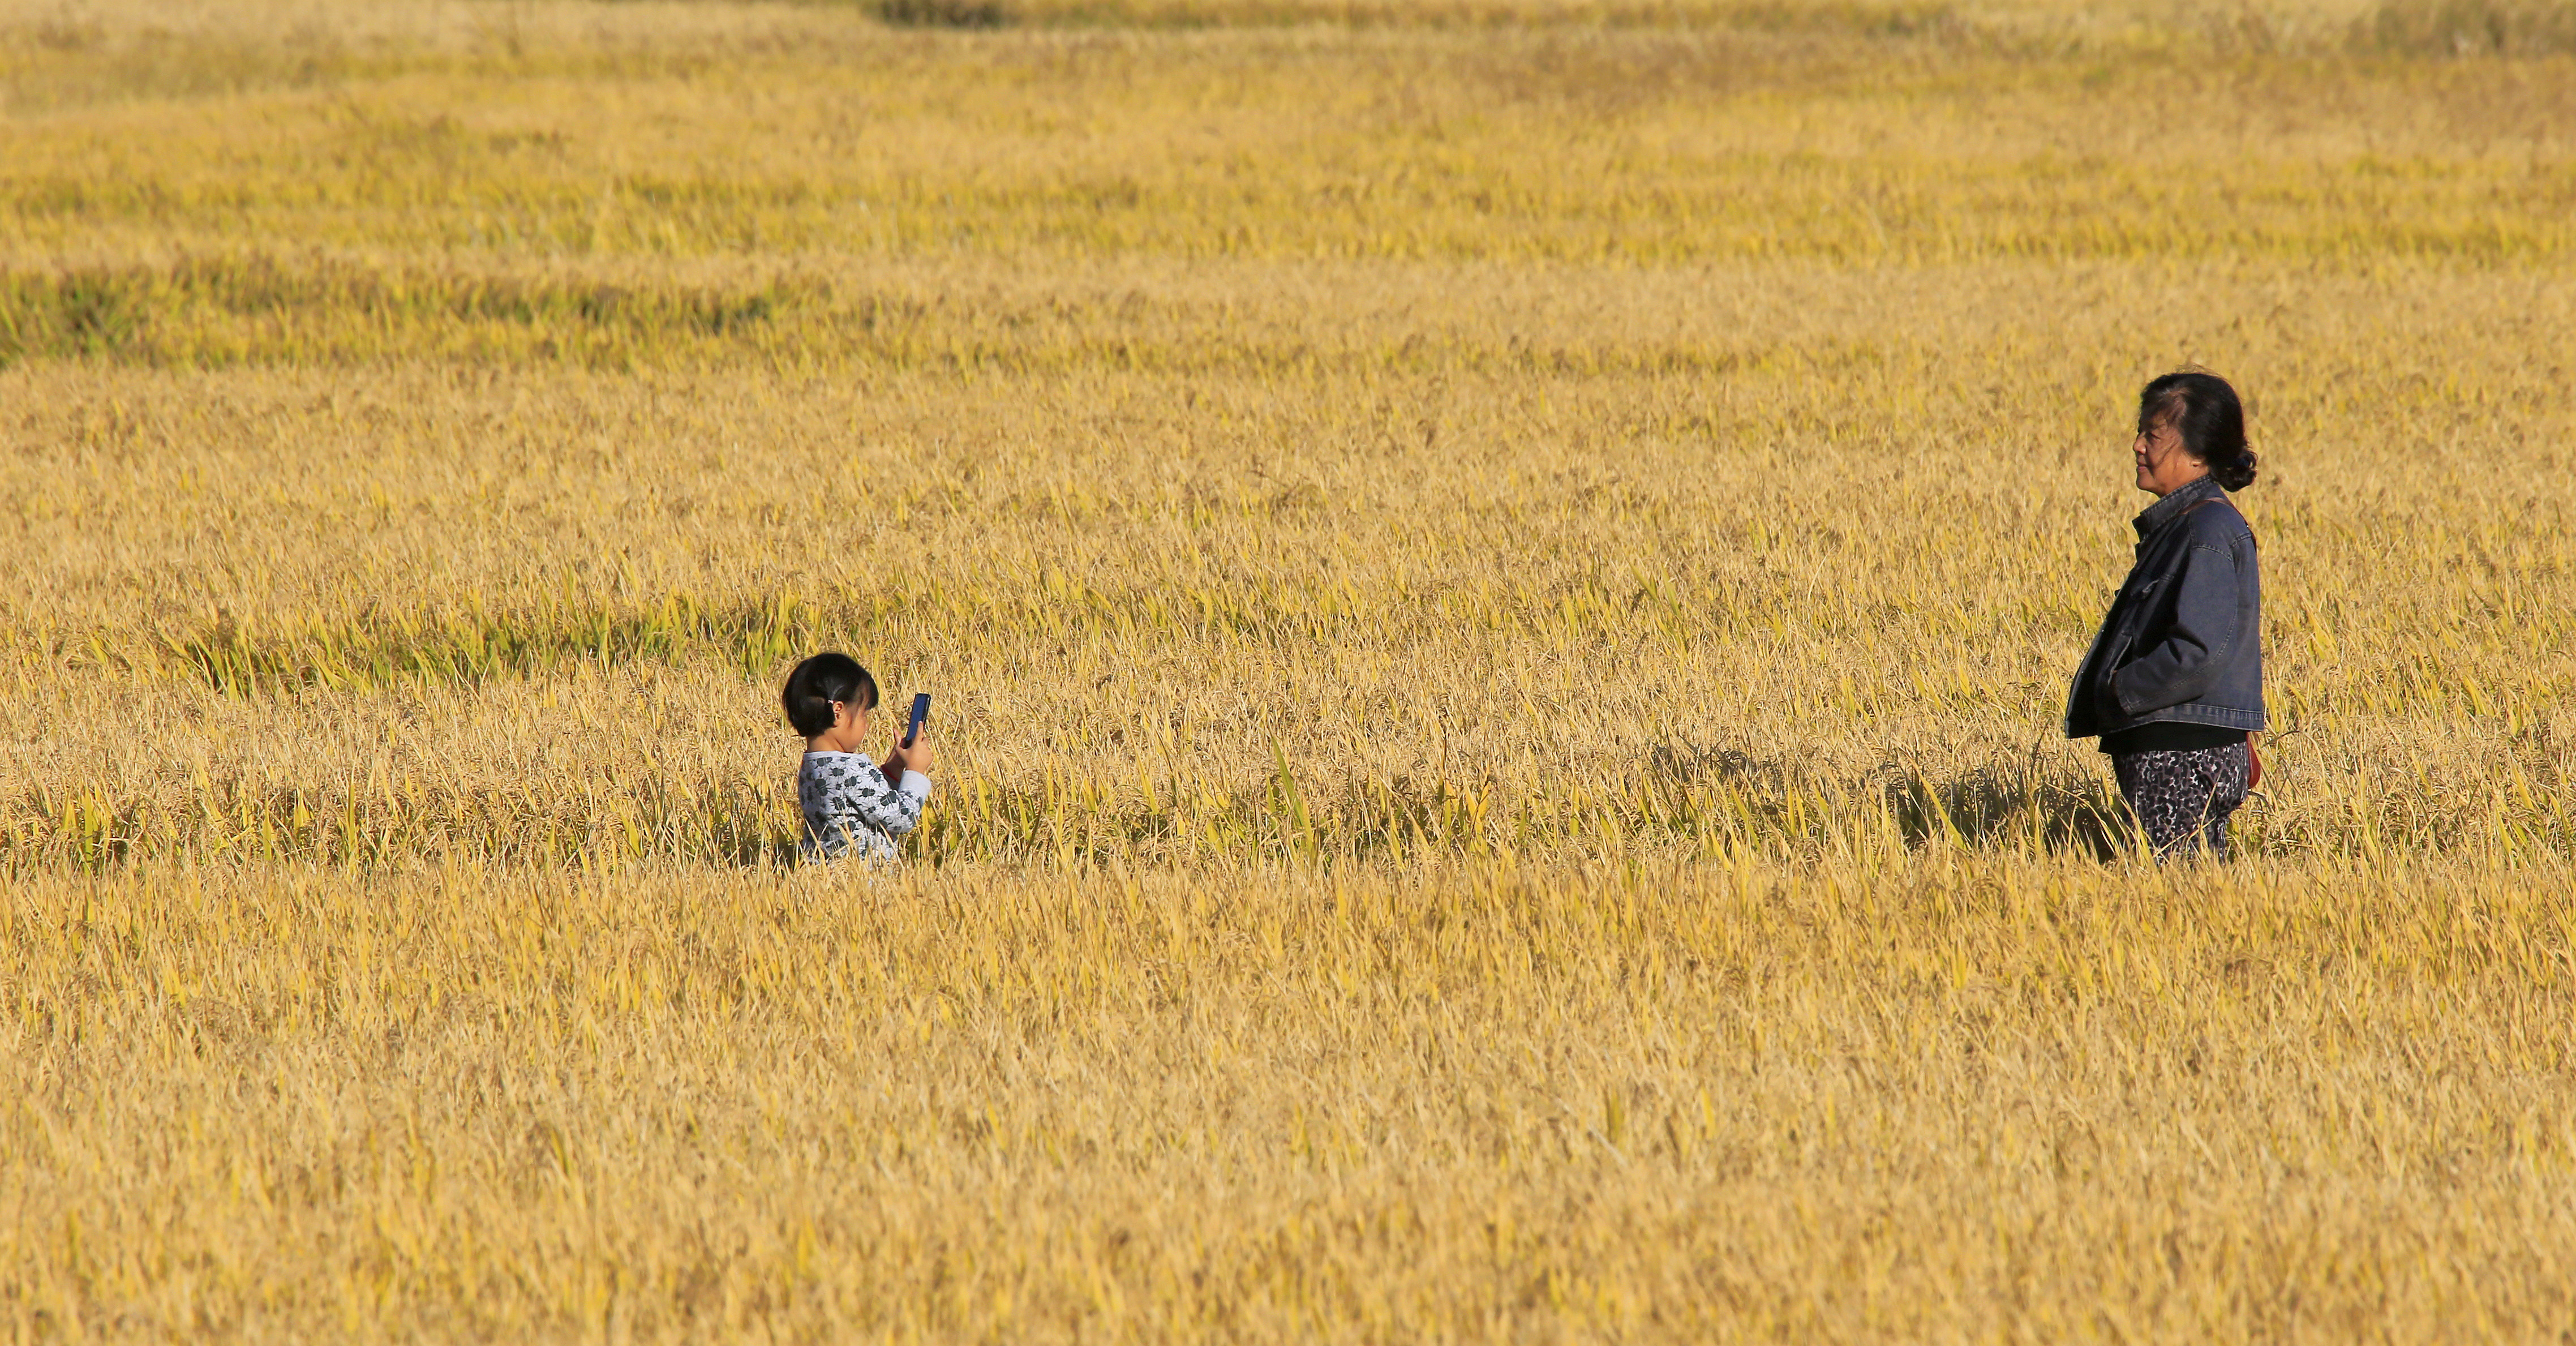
[896,730,935,776]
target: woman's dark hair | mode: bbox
[2139,370,2258,491]
[781,653,878,738]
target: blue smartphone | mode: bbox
[903,693,931,747]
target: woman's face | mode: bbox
[2132,417,2208,496]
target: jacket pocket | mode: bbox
[2096,634,2135,715]
[2103,574,2169,667]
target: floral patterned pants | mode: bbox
[2110,741,2252,861]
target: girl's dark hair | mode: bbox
[781,653,878,738]
[2139,370,2258,491]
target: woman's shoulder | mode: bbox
[2182,491,2256,545]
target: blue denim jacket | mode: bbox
[2064,477,2266,739]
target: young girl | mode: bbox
[781,653,934,862]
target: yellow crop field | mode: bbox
[3,0,2573,1339]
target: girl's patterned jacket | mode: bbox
[796,752,930,861]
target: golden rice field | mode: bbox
[4,0,2574,1338]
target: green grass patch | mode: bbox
[151,593,827,696]
[0,258,806,371]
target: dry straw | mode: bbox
[2,0,2573,1338]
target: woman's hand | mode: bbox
[2096,674,2127,722]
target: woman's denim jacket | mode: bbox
[2064,477,2266,740]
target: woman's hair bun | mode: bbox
[2209,445,2258,492]
[2140,370,2257,491]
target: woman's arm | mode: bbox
[2109,541,2242,717]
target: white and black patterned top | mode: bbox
[796,752,930,862]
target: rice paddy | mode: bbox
[3,0,2573,1338]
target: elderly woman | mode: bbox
[2066,371,2266,860]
